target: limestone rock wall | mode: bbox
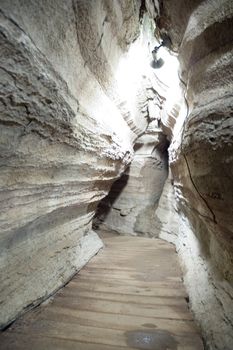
[0,0,150,328]
[95,122,169,236]
[94,25,182,237]
[157,1,233,348]
[1,2,233,348]
[154,174,179,244]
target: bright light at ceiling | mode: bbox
[115,30,185,146]
[115,38,149,103]
[153,46,181,108]
[154,47,179,85]
[115,36,181,108]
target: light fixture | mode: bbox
[151,35,172,69]
[151,43,164,68]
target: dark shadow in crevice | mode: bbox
[93,170,130,230]
[133,143,144,152]
[93,133,170,232]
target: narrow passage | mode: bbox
[0,232,204,349]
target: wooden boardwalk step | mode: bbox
[0,232,204,350]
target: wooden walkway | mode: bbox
[0,232,203,350]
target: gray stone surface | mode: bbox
[157,1,233,349]
[0,0,149,328]
[0,1,233,349]
[95,125,169,236]
[94,28,181,237]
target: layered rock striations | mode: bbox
[157,1,233,348]
[1,1,233,349]
[94,41,181,237]
[0,0,153,328]
[95,121,169,236]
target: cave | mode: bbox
[0,1,233,349]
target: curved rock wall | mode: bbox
[94,26,182,237]
[157,1,233,348]
[0,0,151,328]
[1,1,232,348]
[95,122,169,236]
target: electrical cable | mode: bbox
[177,72,217,223]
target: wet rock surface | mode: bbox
[126,329,178,350]
[125,329,178,350]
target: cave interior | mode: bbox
[0,1,233,349]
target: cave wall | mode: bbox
[157,1,233,349]
[94,31,182,237]
[1,1,233,348]
[0,0,153,328]
[95,121,169,236]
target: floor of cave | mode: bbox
[0,230,204,349]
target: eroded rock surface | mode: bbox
[0,1,233,349]
[157,1,233,348]
[0,0,152,328]
[94,42,181,237]
[95,122,169,236]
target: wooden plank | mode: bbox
[76,271,181,283]
[0,232,203,349]
[68,280,188,297]
[18,307,200,335]
[71,276,187,292]
[55,289,186,306]
[52,295,192,320]
[0,333,133,350]
[6,321,203,349]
